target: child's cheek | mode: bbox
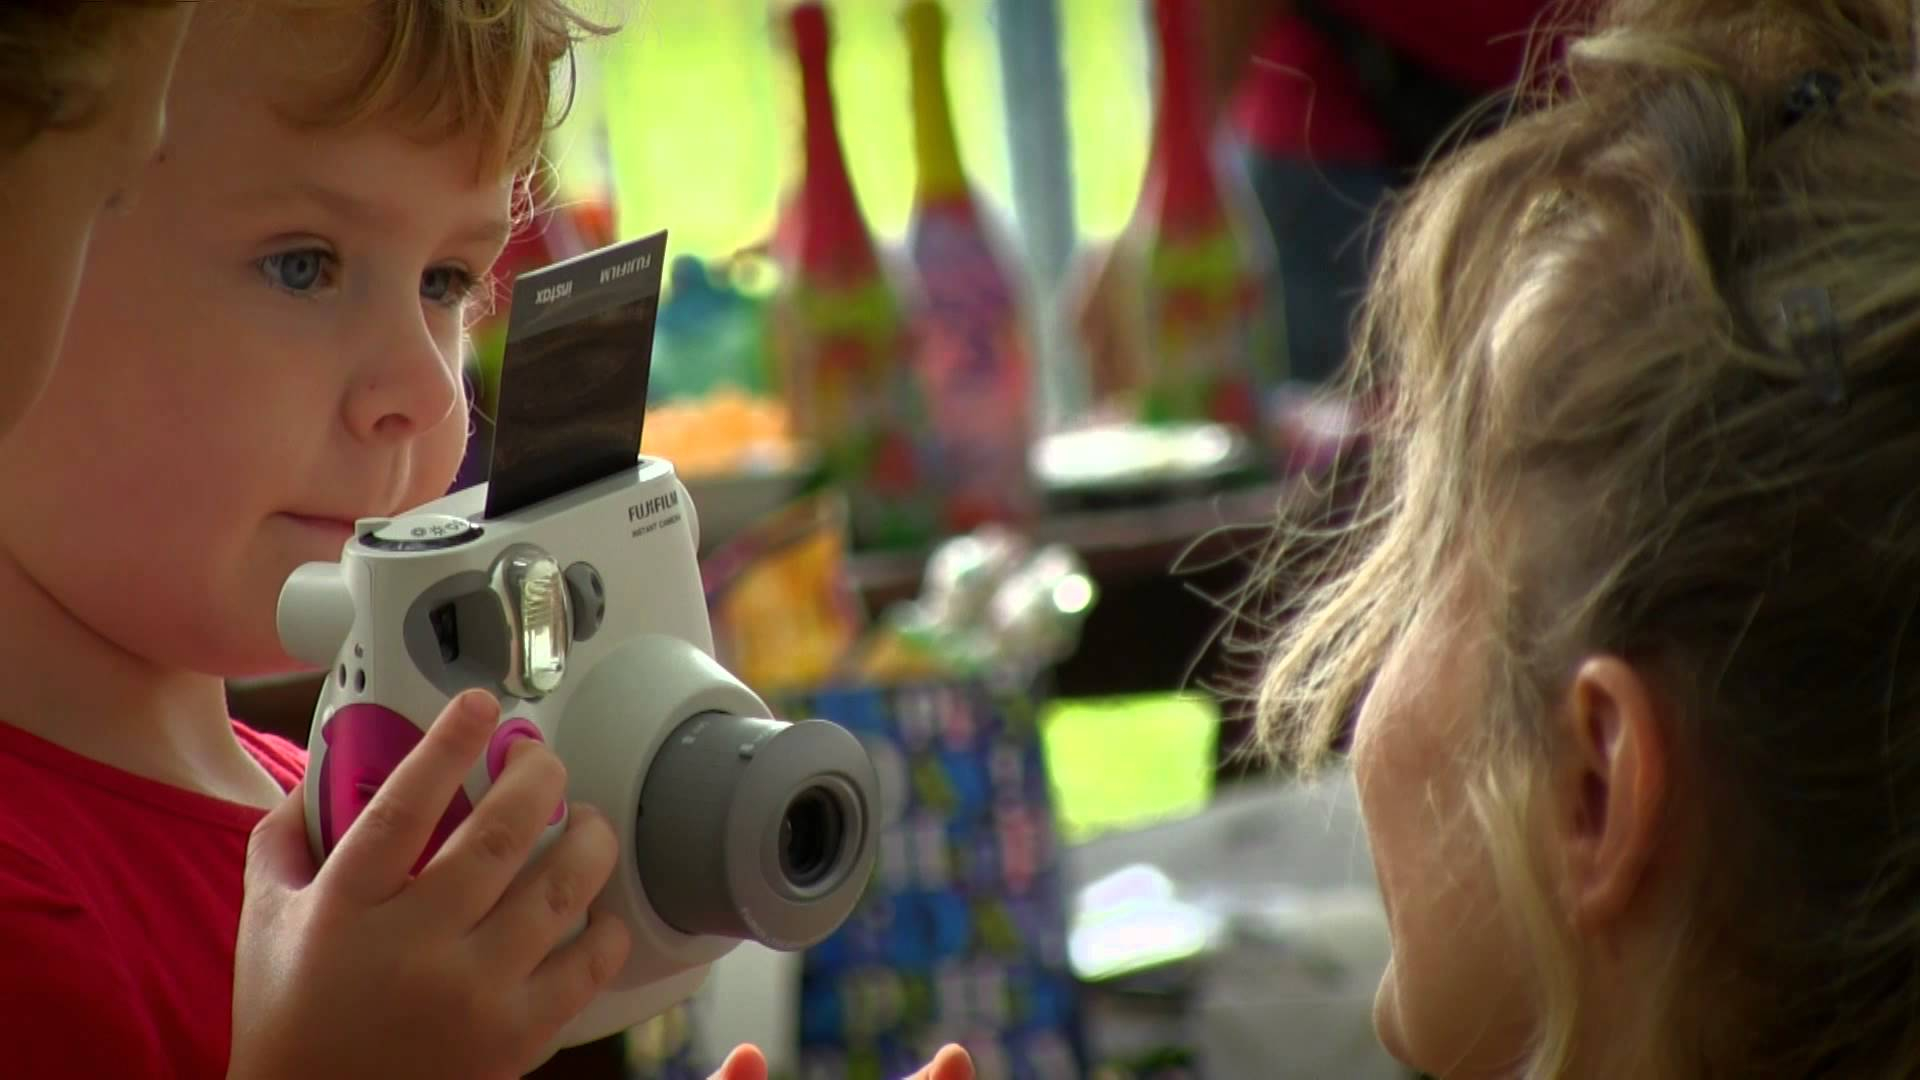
[415,399,474,504]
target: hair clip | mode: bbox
[1782,70,1843,127]
[1779,286,1849,408]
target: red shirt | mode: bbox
[0,720,305,1078]
[1233,0,1557,165]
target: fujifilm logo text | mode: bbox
[627,489,680,523]
[599,254,652,284]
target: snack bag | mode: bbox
[701,493,867,694]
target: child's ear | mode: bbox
[1552,655,1669,931]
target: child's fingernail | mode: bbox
[504,732,543,766]
[458,689,499,722]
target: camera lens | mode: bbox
[778,786,844,890]
[634,711,879,948]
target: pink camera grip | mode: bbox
[315,703,475,874]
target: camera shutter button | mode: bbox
[485,718,564,825]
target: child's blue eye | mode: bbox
[422,266,480,308]
[259,249,334,295]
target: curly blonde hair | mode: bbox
[0,0,177,149]
[250,0,613,176]
[1257,0,1920,1075]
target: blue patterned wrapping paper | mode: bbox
[779,680,1088,1080]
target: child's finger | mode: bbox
[320,689,500,906]
[523,906,633,1036]
[470,801,619,975]
[912,1045,974,1080]
[414,737,570,928]
[242,782,316,902]
[707,1044,769,1080]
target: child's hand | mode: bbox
[707,1043,974,1080]
[228,690,630,1080]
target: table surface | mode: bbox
[852,480,1288,603]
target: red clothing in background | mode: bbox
[1233,0,1557,165]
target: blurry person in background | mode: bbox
[1072,0,1560,406]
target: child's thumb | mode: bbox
[245,782,318,894]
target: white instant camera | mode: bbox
[275,232,879,1049]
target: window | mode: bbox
[554,0,1153,260]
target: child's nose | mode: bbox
[342,324,460,444]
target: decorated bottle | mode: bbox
[1128,0,1278,433]
[902,0,1038,530]
[771,0,941,551]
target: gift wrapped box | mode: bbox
[780,679,1087,1080]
